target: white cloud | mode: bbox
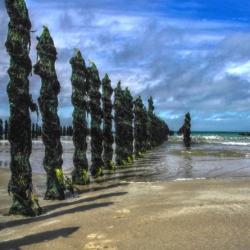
[226,61,250,81]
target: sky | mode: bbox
[1,0,250,131]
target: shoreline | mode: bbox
[1,168,250,249]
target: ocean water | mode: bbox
[0,132,250,182]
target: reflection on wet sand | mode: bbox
[182,155,193,179]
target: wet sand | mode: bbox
[1,168,250,250]
[2,139,250,181]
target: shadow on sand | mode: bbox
[43,191,128,213]
[76,182,129,194]
[0,202,113,230]
[0,227,79,249]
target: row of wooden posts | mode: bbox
[0,117,191,143]
[4,0,169,216]
[0,120,75,139]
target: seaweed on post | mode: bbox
[114,82,125,165]
[32,124,35,139]
[70,50,90,185]
[147,96,154,149]
[102,74,115,171]
[115,86,133,166]
[123,88,134,164]
[87,62,104,177]
[0,119,3,140]
[34,26,65,200]
[134,96,144,158]
[141,105,148,153]
[5,0,41,216]
[4,120,9,140]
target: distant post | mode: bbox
[0,119,3,140]
[4,120,8,140]
[141,105,148,152]
[134,96,144,157]
[147,97,154,149]
[102,74,115,170]
[178,112,191,147]
[123,88,134,163]
[114,82,125,165]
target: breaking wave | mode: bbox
[169,133,250,147]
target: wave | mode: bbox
[169,134,250,146]
[169,135,223,143]
[221,142,250,146]
[174,177,207,182]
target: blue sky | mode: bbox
[1,0,250,131]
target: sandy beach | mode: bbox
[1,166,250,250]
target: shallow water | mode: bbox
[1,133,250,183]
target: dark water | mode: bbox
[1,132,250,182]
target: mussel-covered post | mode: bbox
[184,112,191,147]
[87,63,104,177]
[70,50,90,184]
[5,0,41,216]
[141,105,148,153]
[4,120,9,140]
[134,96,144,157]
[178,112,191,147]
[123,88,134,163]
[147,97,154,149]
[102,74,115,170]
[0,119,3,140]
[34,26,65,200]
[114,82,124,165]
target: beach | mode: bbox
[1,133,250,249]
[0,169,250,250]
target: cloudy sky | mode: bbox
[1,0,250,131]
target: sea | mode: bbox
[1,132,250,183]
